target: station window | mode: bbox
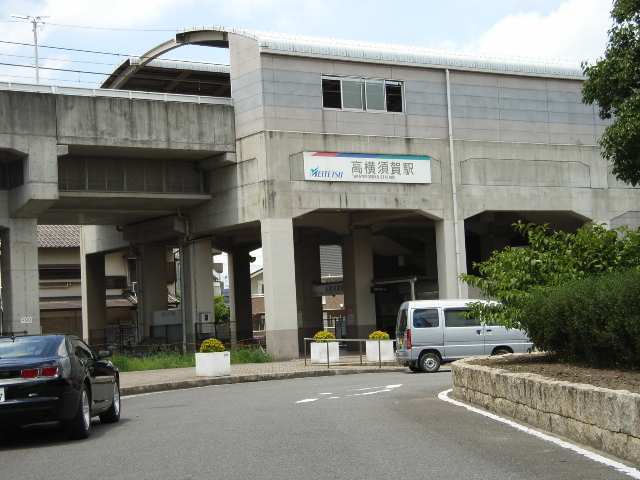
[322,76,403,113]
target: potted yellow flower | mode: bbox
[196,338,231,377]
[366,330,394,362]
[310,330,339,364]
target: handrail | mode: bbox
[0,81,233,105]
[303,337,398,369]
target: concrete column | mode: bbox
[343,227,377,338]
[435,219,469,299]
[261,218,299,360]
[0,219,39,335]
[138,244,168,340]
[80,251,106,344]
[228,248,252,346]
[181,238,214,348]
[294,238,323,349]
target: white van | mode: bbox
[395,299,532,372]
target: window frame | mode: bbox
[321,75,405,114]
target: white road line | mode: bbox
[318,392,333,395]
[295,398,318,404]
[438,389,640,480]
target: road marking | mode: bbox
[297,384,403,404]
[438,389,640,480]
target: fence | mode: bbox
[303,337,398,368]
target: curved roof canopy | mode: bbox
[107,26,584,89]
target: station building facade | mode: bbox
[15,27,640,359]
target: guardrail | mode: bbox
[303,337,398,369]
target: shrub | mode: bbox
[462,222,640,329]
[199,338,225,353]
[313,330,336,342]
[368,330,390,340]
[520,269,640,368]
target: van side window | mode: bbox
[413,309,439,328]
[444,308,481,328]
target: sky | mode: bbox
[0,0,616,283]
[0,0,615,86]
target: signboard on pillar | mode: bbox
[303,152,431,184]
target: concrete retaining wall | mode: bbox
[451,356,640,466]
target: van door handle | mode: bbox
[485,329,492,333]
[476,329,482,335]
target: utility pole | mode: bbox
[10,14,49,84]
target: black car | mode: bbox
[0,334,120,439]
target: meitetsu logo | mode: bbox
[310,166,344,179]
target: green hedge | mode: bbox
[522,269,640,368]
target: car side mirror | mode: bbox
[97,350,112,359]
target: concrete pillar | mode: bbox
[261,218,299,360]
[138,244,168,340]
[80,251,106,344]
[343,227,377,338]
[228,248,252,346]
[294,238,323,349]
[0,219,39,335]
[181,238,214,348]
[435,219,468,299]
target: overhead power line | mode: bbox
[0,61,232,87]
[4,19,180,32]
[0,39,229,66]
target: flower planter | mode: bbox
[310,341,339,364]
[366,340,395,362]
[195,351,231,377]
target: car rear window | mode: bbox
[0,336,64,359]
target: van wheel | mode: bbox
[419,352,441,373]
[492,347,512,356]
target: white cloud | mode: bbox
[464,0,612,65]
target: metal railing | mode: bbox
[303,337,398,369]
[0,81,234,105]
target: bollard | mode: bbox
[378,339,382,368]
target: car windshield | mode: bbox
[0,336,63,359]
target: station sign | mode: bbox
[303,152,431,184]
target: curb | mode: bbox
[121,367,403,396]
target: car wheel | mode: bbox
[419,352,441,373]
[100,382,121,424]
[492,347,512,356]
[67,386,91,440]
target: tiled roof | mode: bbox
[37,225,81,248]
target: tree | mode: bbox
[214,295,230,323]
[461,222,640,330]
[582,0,640,185]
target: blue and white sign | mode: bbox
[303,152,431,184]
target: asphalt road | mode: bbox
[0,370,634,480]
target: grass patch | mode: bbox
[111,347,272,372]
[230,347,272,364]
[111,353,195,372]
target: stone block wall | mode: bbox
[451,356,640,466]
